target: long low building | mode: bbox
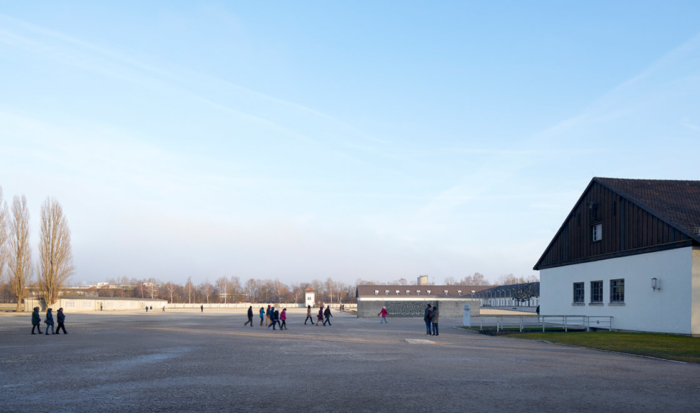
[25,296,168,312]
[356,285,488,318]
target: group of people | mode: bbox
[31,307,68,335]
[423,303,439,336]
[242,304,334,330]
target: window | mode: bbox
[610,279,624,303]
[395,290,400,295]
[573,282,585,303]
[83,302,91,307]
[66,301,75,308]
[457,290,462,296]
[427,290,432,295]
[590,281,603,303]
[592,223,602,242]
[406,290,411,295]
[443,290,449,296]
[385,290,389,296]
[416,290,421,295]
[374,290,379,296]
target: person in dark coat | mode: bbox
[200,305,204,313]
[323,305,332,326]
[145,306,149,312]
[317,306,324,326]
[45,308,55,335]
[31,307,43,335]
[56,308,68,334]
[244,306,254,327]
[430,306,439,336]
[268,307,278,330]
[424,304,432,335]
[265,305,271,326]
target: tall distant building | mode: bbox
[417,275,429,285]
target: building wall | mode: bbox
[25,297,168,312]
[541,246,693,334]
[357,298,480,318]
[691,247,700,336]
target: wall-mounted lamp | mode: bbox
[651,277,660,291]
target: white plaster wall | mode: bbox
[691,248,700,336]
[540,247,693,334]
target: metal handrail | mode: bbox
[477,315,613,333]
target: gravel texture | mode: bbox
[1,308,699,412]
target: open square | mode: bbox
[1,310,699,412]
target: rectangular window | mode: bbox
[590,281,603,303]
[592,223,602,242]
[416,290,421,295]
[610,279,624,303]
[573,282,585,303]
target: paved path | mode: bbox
[0,310,698,412]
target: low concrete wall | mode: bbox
[357,299,480,318]
[167,303,357,310]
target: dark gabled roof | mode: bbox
[533,177,700,270]
[356,285,492,298]
[596,178,700,241]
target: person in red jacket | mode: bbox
[280,308,288,330]
[378,306,388,324]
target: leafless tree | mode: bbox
[201,280,213,303]
[165,282,177,303]
[8,195,32,311]
[148,278,157,299]
[36,198,74,306]
[0,187,8,284]
[216,277,229,303]
[185,277,194,303]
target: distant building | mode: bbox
[355,284,489,318]
[305,287,315,306]
[472,282,540,307]
[417,275,429,285]
[534,177,700,335]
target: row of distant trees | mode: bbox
[75,276,358,305]
[66,272,537,305]
[0,187,74,311]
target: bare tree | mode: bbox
[0,187,8,284]
[148,278,157,299]
[201,280,213,303]
[36,198,74,307]
[185,277,194,303]
[216,277,228,303]
[165,282,176,303]
[8,196,32,311]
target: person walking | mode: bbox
[424,304,432,335]
[304,305,315,325]
[56,308,68,334]
[259,307,265,326]
[268,307,277,330]
[536,305,540,322]
[317,306,324,326]
[31,307,42,335]
[323,305,333,326]
[244,305,254,327]
[280,308,287,330]
[145,306,149,312]
[266,305,272,326]
[431,306,439,336]
[45,308,55,335]
[378,306,388,324]
[200,305,204,313]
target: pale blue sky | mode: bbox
[1,2,700,285]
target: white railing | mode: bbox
[477,315,613,333]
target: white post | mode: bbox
[462,304,471,327]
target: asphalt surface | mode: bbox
[1,308,699,412]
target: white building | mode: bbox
[534,177,700,335]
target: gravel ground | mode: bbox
[1,308,699,412]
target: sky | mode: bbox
[1,1,700,286]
